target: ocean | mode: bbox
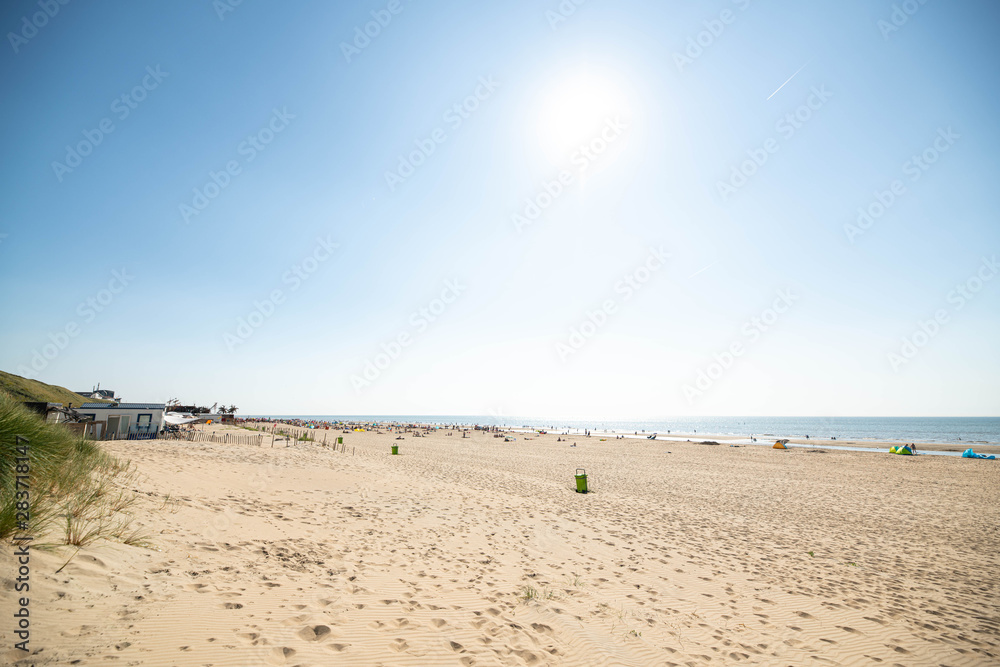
[249,415,1000,445]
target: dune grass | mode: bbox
[0,369,112,407]
[0,392,146,547]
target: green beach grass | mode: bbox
[0,392,146,548]
[0,369,112,408]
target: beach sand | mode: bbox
[3,424,999,666]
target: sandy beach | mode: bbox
[3,423,999,666]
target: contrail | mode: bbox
[687,262,717,280]
[767,61,811,101]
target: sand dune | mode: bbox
[3,424,999,666]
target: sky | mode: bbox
[1,0,998,418]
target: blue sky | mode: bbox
[1,0,998,417]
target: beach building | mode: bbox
[19,401,101,437]
[75,385,120,404]
[22,401,74,423]
[78,402,166,439]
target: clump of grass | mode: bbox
[107,518,153,548]
[0,393,147,549]
[157,493,180,514]
[520,584,557,603]
[64,513,106,547]
[297,433,314,442]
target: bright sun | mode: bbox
[537,71,628,164]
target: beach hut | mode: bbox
[78,402,166,440]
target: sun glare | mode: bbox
[537,71,629,164]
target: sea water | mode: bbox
[253,415,1000,445]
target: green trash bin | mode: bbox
[337,436,343,444]
[391,445,399,455]
[575,468,588,493]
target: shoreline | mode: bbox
[245,414,1000,446]
[242,417,1000,455]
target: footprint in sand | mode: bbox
[222,602,243,609]
[281,614,311,625]
[327,643,350,652]
[297,625,331,641]
[511,648,540,664]
[78,555,106,568]
[60,625,94,637]
[389,638,409,652]
[266,646,296,664]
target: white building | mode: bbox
[75,386,120,404]
[78,403,166,439]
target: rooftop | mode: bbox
[79,403,166,410]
